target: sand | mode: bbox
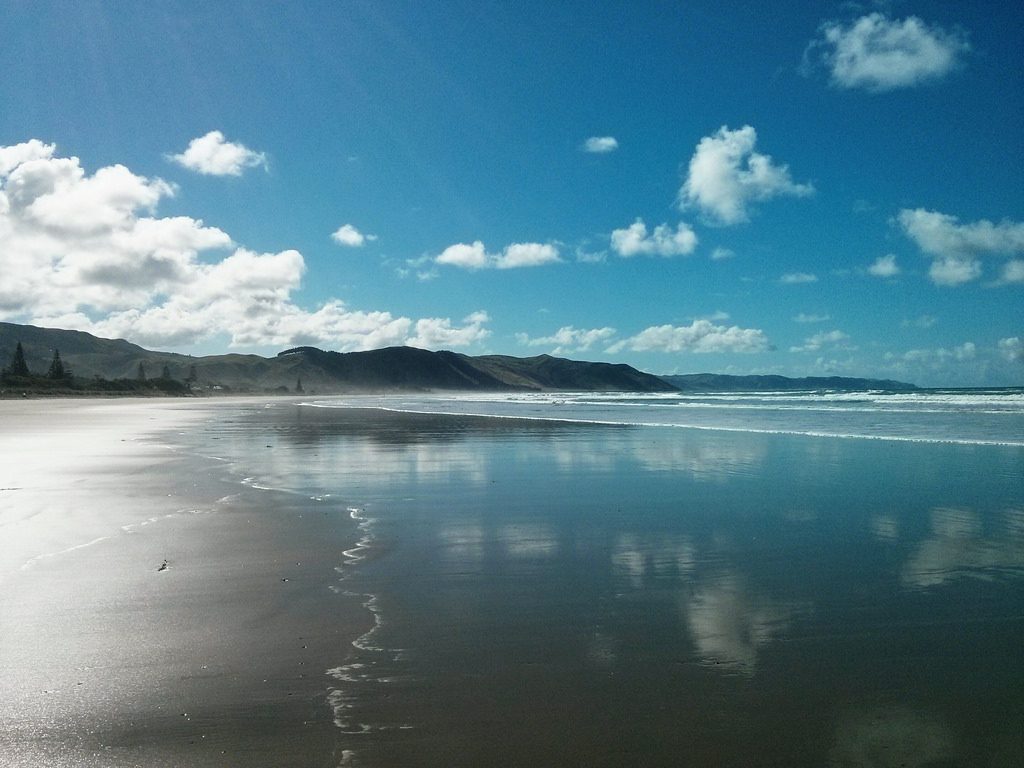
[0,398,364,767]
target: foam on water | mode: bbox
[304,388,1024,446]
[326,507,412,739]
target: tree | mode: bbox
[47,349,66,380]
[137,362,147,382]
[185,364,198,391]
[161,365,171,380]
[6,342,31,378]
[295,377,304,394]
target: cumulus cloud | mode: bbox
[898,208,1024,286]
[1000,259,1024,284]
[0,139,56,175]
[168,130,267,176]
[999,337,1023,362]
[408,311,491,349]
[608,320,769,355]
[808,13,969,92]
[515,325,617,355]
[868,253,900,277]
[898,342,977,366]
[610,218,698,258]
[435,240,560,270]
[582,136,619,154]
[680,125,813,225]
[790,329,851,353]
[331,223,377,247]
[0,140,490,352]
[780,272,818,284]
[710,247,735,261]
[929,256,981,286]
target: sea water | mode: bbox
[328,388,1024,446]
[200,392,1024,766]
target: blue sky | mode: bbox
[1,0,1022,386]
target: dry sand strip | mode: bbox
[0,398,366,768]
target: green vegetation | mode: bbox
[2,341,190,397]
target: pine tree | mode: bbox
[161,365,171,380]
[137,362,147,382]
[295,377,304,393]
[7,342,31,378]
[47,349,66,379]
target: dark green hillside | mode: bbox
[277,346,514,391]
[1,322,675,395]
[472,354,678,392]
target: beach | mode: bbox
[0,399,365,767]
[2,395,1022,767]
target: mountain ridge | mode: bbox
[0,322,674,393]
[1,322,919,394]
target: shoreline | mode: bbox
[298,397,1024,448]
[0,398,368,767]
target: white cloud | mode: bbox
[498,242,561,269]
[435,240,560,270]
[809,13,969,92]
[900,342,977,365]
[700,310,731,322]
[793,312,830,323]
[0,139,55,176]
[680,125,813,225]
[868,253,900,277]
[898,208,1024,286]
[1001,260,1024,284]
[0,140,490,352]
[582,136,619,154]
[928,256,981,286]
[331,223,377,247]
[780,272,818,284]
[575,245,607,264]
[516,325,617,355]
[899,209,1024,256]
[790,329,851,353]
[408,311,491,349]
[608,320,769,354]
[610,218,698,258]
[168,130,267,176]
[999,337,1023,362]
[436,241,489,269]
[879,341,1024,386]
[710,247,735,261]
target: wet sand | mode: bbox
[4,397,1022,767]
[0,399,364,767]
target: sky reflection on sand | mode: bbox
[201,403,1024,766]
[901,507,1024,588]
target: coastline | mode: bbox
[0,398,366,767]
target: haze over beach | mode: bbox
[1,2,1023,767]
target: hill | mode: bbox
[0,322,674,394]
[660,373,917,392]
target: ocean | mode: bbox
[187,390,1024,766]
